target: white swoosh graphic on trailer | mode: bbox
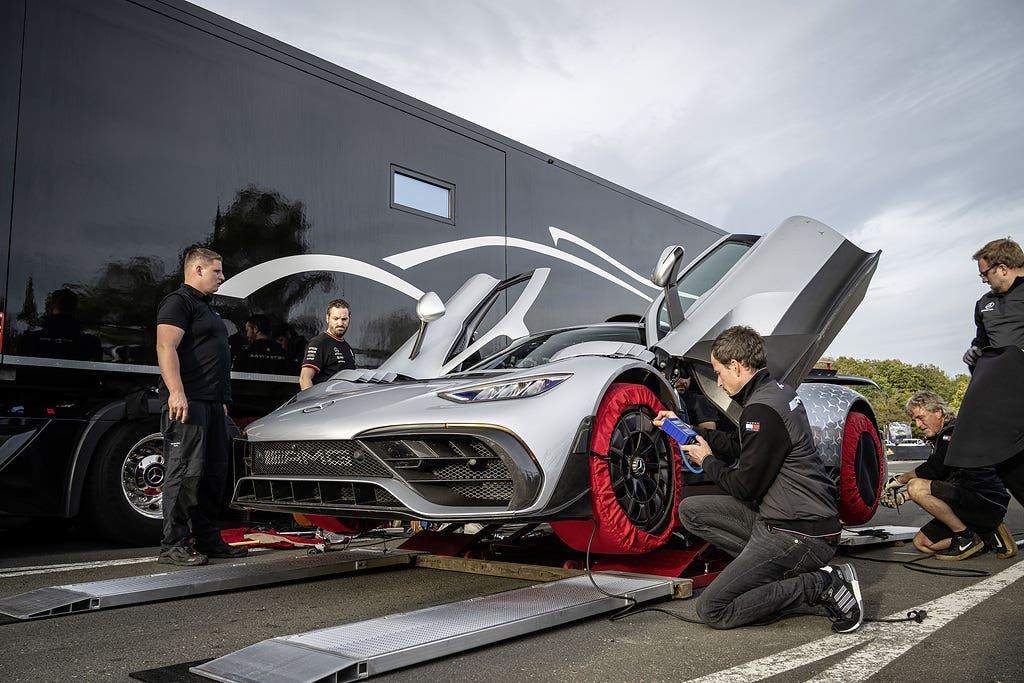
[384,236,654,302]
[548,226,659,291]
[217,255,424,300]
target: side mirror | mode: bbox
[410,291,445,360]
[651,245,686,328]
[416,291,445,323]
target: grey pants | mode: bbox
[679,495,836,629]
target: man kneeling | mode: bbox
[883,391,1014,560]
[655,325,863,633]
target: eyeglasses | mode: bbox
[979,263,1001,279]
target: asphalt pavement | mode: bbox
[1,459,1022,683]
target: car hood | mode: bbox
[244,365,558,441]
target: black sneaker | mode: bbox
[984,523,1018,559]
[195,540,249,559]
[158,545,209,566]
[819,563,863,633]
[935,531,985,561]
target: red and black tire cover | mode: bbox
[838,411,884,525]
[552,383,682,554]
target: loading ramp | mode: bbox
[192,572,682,683]
[0,548,418,621]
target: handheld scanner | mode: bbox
[660,417,697,446]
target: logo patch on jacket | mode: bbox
[982,302,995,312]
[745,421,761,433]
[942,434,952,442]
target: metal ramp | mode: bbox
[840,525,918,547]
[193,572,678,683]
[0,548,417,620]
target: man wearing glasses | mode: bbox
[962,238,1024,369]
[947,238,1024,524]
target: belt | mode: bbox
[766,523,841,546]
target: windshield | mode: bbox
[469,325,643,370]
[657,239,754,336]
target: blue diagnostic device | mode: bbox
[659,417,703,474]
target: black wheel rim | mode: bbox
[606,408,673,533]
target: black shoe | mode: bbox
[935,531,985,561]
[158,545,209,566]
[819,563,863,633]
[195,541,249,559]
[984,523,1018,559]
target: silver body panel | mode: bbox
[243,355,663,519]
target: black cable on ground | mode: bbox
[581,519,638,619]
[841,549,990,578]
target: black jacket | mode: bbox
[699,368,840,536]
[916,419,1007,502]
[973,275,1024,350]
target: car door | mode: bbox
[646,215,880,405]
[378,268,550,378]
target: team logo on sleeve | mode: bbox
[744,421,761,433]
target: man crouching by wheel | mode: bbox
[654,325,863,633]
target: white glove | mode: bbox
[884,474,903,491]
[963,345,982,366]
[880,486,910,509]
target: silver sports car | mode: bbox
[231,216,885,555]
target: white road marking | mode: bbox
[685,559,1024,682]
[0,557,156,578]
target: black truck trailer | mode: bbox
[0,0,724,544]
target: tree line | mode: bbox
[823,357,969,437]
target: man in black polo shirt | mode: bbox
[299,298,356,390]
[155,247,247,566]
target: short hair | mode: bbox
[48,288,79,314]
[183,247,223,273]
[711,325,767,370]
[326,298,351,315]
[973,238,1024,269]
[905,391,956,423]
[246,313,272,335]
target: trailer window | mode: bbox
[392,167,454,223]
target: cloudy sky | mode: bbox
[193,0,1024,377]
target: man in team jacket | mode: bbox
[655,325,863,632]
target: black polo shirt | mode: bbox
[157,285,232,402]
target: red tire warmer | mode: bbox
[838,411,883,525]
[551,383,683,554]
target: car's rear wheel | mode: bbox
[837,411,884,525]
[552,383,681,554]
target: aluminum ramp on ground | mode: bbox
[840,525,918,547]
[193,572,678,683]
[0,549,417,620]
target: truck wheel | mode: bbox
[86,418,164,545]
[837,411,884,525]
[552,383,681,554]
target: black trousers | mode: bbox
[160,400,229,551]
[997,449,1024,508]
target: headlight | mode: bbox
[439,373,572,403]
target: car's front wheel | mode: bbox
[552,383,681,554]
